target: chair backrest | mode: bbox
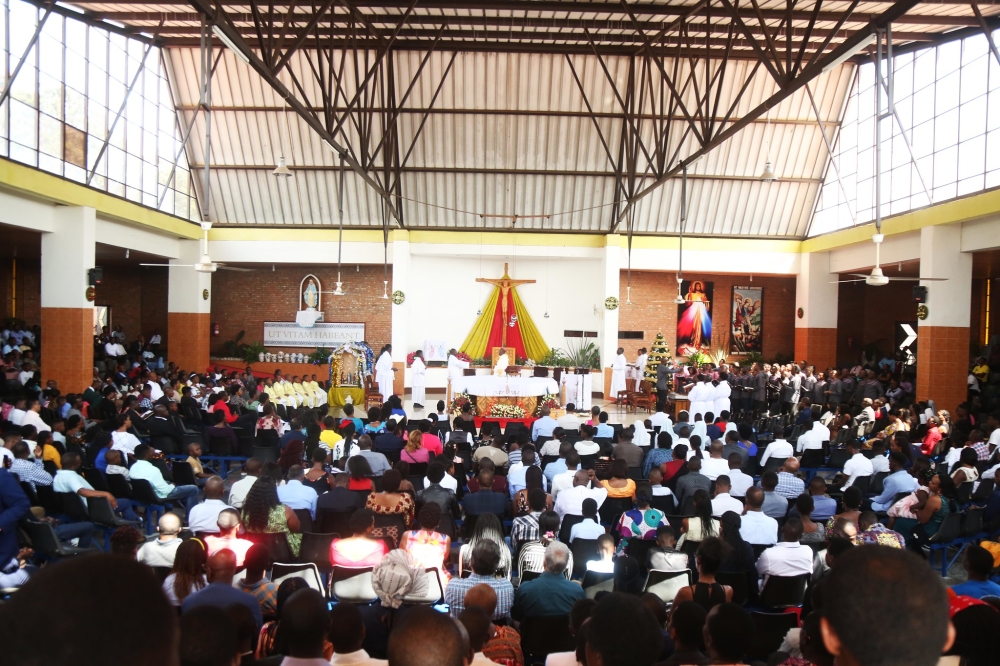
[599,497,633,525]
[23,520,68,557]
[293,509,314,533]
[256,429,280,448]
[643,569,692,603]
[649,494,676,514]
[973,479,995,502]
[86,495,122,527]
[272,562,324,593]
[519,615,575,658]
[245,531,294,563]
[581,570,615,598]
[799,449,824,468]
[747,611,799,661]
[298,531,338,570]
[955,482,974,504]
[81,467,109,492]
[206,430,235,456]
[402,568,445,605]
[251,446,279,464]
[961,508,984,538]
[625,538,655,567]
[56,491,90,522]
[558,514,585,545]
[171,461,198,487]
[131,478,165,505]
[318,509,357,536]
[330,566,378,603]
[759,574,809,609]
[105,473,134,499]
[579,454,598,470]
[569,538,600,578]
[826,449,850,468]
[870,471,889,496]
[851,475,871,495]
[714,570,751,606]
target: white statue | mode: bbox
[304,279,319,309]
[258,352,265,362]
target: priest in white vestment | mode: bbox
[634,349,648,384]
[688,376,711,420]
[610,347,627,400]
[375,345,395,401]
[447,349,470,403]
[411,351,427,409]
[493,349,509,377]
[712,374,731,417]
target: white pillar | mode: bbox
[600,234,621,398]
[795,251,838,329]
[390,230,410,397]
[41,206,96,309]
[919,225,972,326]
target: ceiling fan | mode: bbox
[832,234,946,286]
[141,222,253,273]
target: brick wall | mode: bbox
[210,265,392,356]
[0,259,41,327]
[93,265,169,345]
[617,270,796,361]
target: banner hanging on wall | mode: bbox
[676,280,713,356]
[264,322,365,348]
[730,286,763,354]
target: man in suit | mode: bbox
[656,357,680,412]
[463,468,510,520]
[145,404,184,453]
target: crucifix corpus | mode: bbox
[476,263,535,347]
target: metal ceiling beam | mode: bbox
[187,0,404,225]
[613,0,922,227]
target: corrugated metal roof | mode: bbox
[165,47,852,235]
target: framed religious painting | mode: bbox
[676,280,713,356]
[730,285,763,354]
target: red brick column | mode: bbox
[168,312,211,375]
[916,326,970,415]
[794,328,837,372]
[41,307,94,394]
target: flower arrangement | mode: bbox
[536,393,560,415]
[472,356,492,367]
[451,392,474,415]
[455,351,472,363]
[516,356,529,366]
[490,403,526,418]
[406,351,417,367]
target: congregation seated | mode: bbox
[204,507,255,565]
[241,475,302,557]
[330,508,389,568]
[400,503,452,584]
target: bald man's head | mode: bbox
[388,607,469,666]
[464,583,498,618]
[781,457,800,474]
[709,440,724,457]
[203,475,225,500]
[157,512,181,539]
[206,549,237,584]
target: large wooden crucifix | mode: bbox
[476,262,535,347]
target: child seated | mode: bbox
[586,533,616,573]
[647,525,689,571]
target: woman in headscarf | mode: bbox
[633,419,651,448]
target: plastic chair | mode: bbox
[87,495,143,551]
[81,467,109,492]
[520,615,575,662]
[558,514,585,544]
[581,570,615,598]
[22,520,94,558]
[317,509,357,536]
[642,568,692,604]
[171,461,199,488]
[928,512,965,576]
[747,611,799,660]
[625,538,655,568]
[759,573,809,609]
[569,538,600,578]
[293,509,315,534]
[245,531,294,564]
[130,478,172,534]
[715,570,751,606]
[106,474,134,499]
[272,562,324,594]
[251,446,279,464]
[298,531,337,572]
[55,491,90,522]
[329,566,378,603]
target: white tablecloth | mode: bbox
[561,373,593,410]
[453,375,559,397]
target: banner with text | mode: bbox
[263,322,366,348]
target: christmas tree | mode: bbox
[644,333,671,392]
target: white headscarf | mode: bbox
[724,421,739,435]
[633,420,650,447]
[691,419,708,441]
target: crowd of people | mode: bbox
[1,342,1000,666]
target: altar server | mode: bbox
[712,372,731,417]
[688,375,711,420]
[447,348,470,404]
[610,347,628,401]
[411,350,427,410]
[375,345,395,401]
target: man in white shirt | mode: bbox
[187,476,229,534]
[21,399,51,433]
[836,441,874,491]
[229,459,262,509]
[725,454,754,497]
[553,470,608,520]
[759,438,794,468]
[610,348,628,401]
[700,440,731,481]
[857,398,876,424]
[551,451,582,498]
[739,488,779,545]
[569,498,606,542]
[147,372,164,402]
[869,441,890,474]
[795,416,828,453]
[755,518,814,585]
[711,475,744,517]
[8,399,26,427]
[556,405,582,433]
[136,513,183,567]
[649,409,673,432]
[531,407,558,442]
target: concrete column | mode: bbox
[917,225,973,413]
[41,206,96,393]
[390,230,409,397]
[794,251,839,371]
[601,234,621,398]
[167,238,212,374]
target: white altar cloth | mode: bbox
[453,375,559,397]
[560,373,593,410]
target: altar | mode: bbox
[560,372,593,410]
[453,375,559,417]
